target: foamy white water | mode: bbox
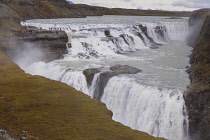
[19,16,192,140]
[101,76,188,140]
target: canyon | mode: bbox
[0,0,209,140]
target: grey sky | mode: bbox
[172,0,210,8]
[68,0,210,11]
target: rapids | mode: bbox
[19,16,192,140]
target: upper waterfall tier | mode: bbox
[22,16,189,60]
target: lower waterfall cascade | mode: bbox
[18,16,193,140]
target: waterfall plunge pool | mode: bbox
[18,16,192,140]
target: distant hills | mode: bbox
[67,0,74,4]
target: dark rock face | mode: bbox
[93,71,116,100]
[83,65,142,100]
[119,34,134,46]
[83,68,101,87]
[93,65,141,100]
[133,32,145,44]
[134,24,161,49]
[6,26,68,63]
[101,36,125,53]
[184,11,210,140]
[155,26,167,41]
[104,30,112,37]
[110,65,142,74]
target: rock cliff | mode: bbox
[6,26,68,62]
[83,65,141,100]
[184,9,210,140]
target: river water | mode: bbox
[19,16,192,140]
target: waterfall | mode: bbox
[101,76,189,140]
[25,61,89,94]
[21,18,189,60]
[25,61,189,140]
[20,16,191,140]
[89,73,101,98]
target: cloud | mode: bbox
[123,0,132,2]
[67,0,209,11]
[172,0,210,8]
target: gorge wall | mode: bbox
[184,9,210,140]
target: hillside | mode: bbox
[1,0,192,20]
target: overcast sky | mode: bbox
[68,0,210,11]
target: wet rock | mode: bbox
[133,32,146,45]
[83,68,101,87]
[110,65,142,74]
[186,66,190,69]
[119,34,134,46]
[101,37,124,53]
[79,42,100,58]
[104,30,112,37]
[89,65,142,100]
[155,26,167,41]
[134,24,162,48]
[149,46,159,49]
[93,71,116,100]
[6,26,69,63]
[138,24,147,34]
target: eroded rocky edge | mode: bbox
[83,65,142,100]
[184,9,210,140]
[6,26,68,63]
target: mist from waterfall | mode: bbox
[18,16,192,140]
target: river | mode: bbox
[19,16,192,140]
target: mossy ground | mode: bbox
[40,1,61,17]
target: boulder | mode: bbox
[83,68,101,87]
[84,65,142,100]
[104,30,112,37]
[119,34,134,46]
[110,65,142,74]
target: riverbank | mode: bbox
[184,9,210,140]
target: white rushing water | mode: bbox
[19,16,192,140]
